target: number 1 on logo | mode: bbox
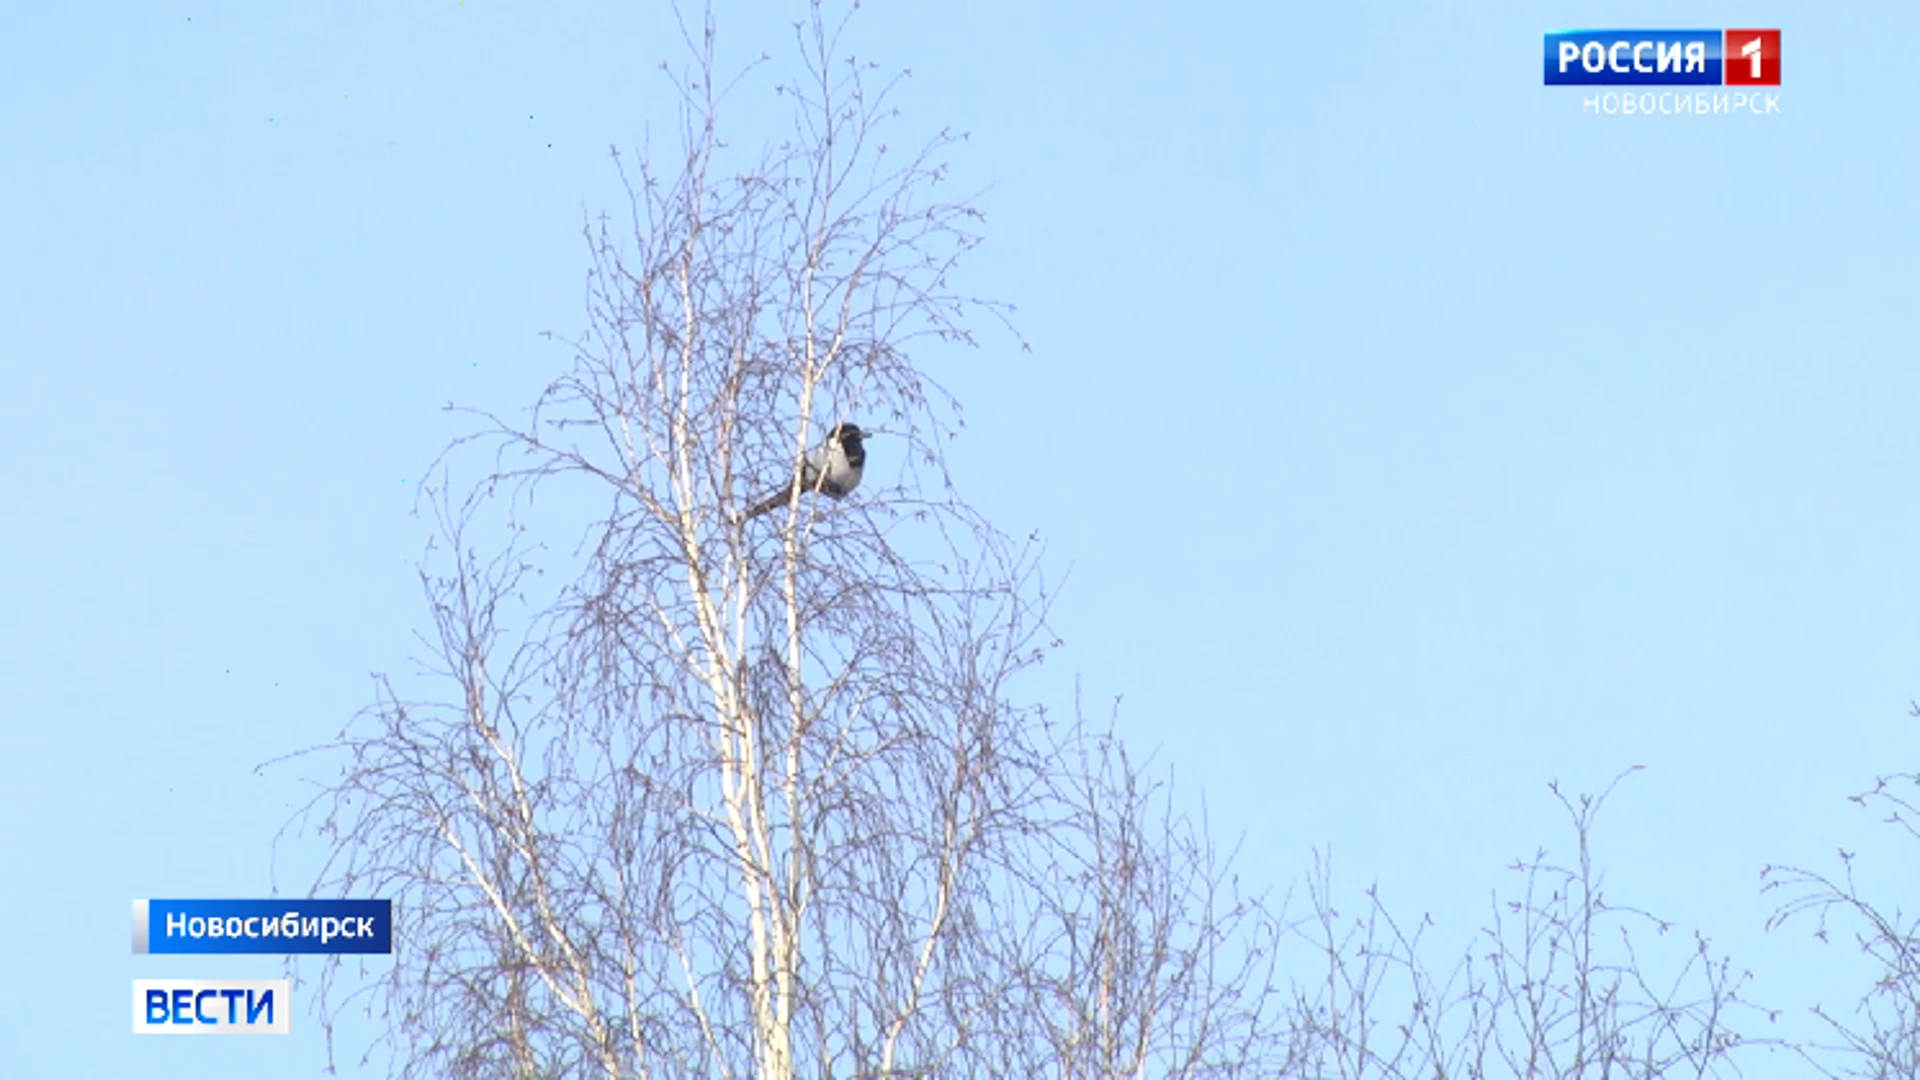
[1723,29,1781,86]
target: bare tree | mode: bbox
[1765,747,1920,1079]
[1281,770,1768,1080]
[277,5,1289,1077]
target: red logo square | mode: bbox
[1724,29,1781,86]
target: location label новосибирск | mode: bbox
[132,898,392,954]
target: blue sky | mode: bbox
[3,1,1915,1075]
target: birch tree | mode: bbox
[285,5,1287,1077]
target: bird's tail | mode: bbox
[740,484,795,522]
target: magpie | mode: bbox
[743,422,867,520]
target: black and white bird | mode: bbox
[743,422,867,520]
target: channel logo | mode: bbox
[1544,30,1781,86]
[133,979,291,1035]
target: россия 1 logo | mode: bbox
[1544,30,1781,86]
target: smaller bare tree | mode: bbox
[1283,768,1769,1079]
[1765,747,1920,1079]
